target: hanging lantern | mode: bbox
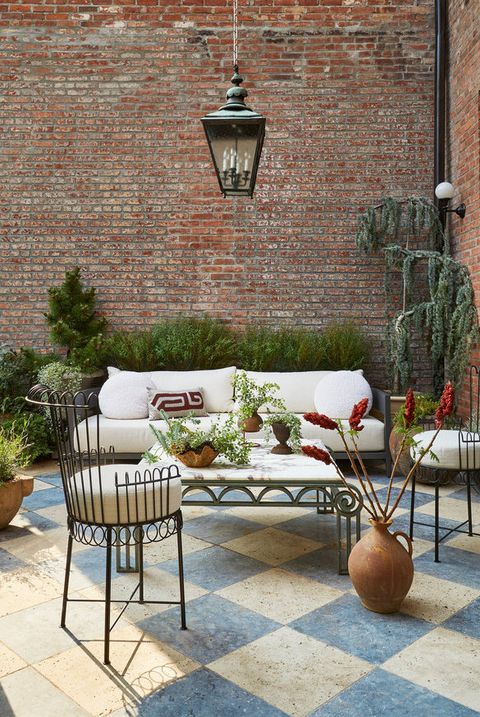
[201,65,265,198]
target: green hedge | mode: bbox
[99,317,370,373]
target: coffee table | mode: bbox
[143,440,363,574]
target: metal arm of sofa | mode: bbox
[370,387,392,474]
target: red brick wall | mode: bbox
[447,0,480,407]
[0,1,435,387]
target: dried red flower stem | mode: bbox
[383,430,411,514]
[404,388,415,428]
[385,425,443,521]
[351,433,386,518]
[336,430,380,519]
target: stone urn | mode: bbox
[0,474,34,530]
[271,422,293,455]
[174,443,218,468]
[348,519,414,614]
[239,412,263,434]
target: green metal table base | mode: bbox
[182,480,363,575]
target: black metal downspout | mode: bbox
[434,0,447,219]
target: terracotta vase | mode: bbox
[175,443,218,468]
[271,423,293,455]
[239,412,263,434]
[348,519,414,614]
[0,475,34,530]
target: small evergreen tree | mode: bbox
[45,267,107,358]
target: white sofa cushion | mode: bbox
[244,371,334,413]
[410,429,480,470]
[314,370,372,419]
[70,464,182,524]
[151,367,236,412]
[76,412,384,455]
[99,370,152,419]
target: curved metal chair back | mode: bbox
[26,385,187,664]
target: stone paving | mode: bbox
[0,460,479,716]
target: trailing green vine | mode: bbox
[356,196,479,394]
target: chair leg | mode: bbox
[60,534,73,628]
[177,529,187,630]
[466,471,473,536]
[104,532,112,665]
[434,484,440,563]
[138,538,144,604]
[409,475,416,540]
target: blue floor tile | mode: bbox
[282,547,353,591]
[137,593,280,664]
[33,472,63,487]
[157,545,266,591]
[182,512,265,544]
[126,668,288,717]
[290,593,432,664]
[443,597,480,640]
[0,547,27,573]
[414,545,480,589]
[22,487,64,510]
[310,668,479,716]
[375,485,433,511]
[391,511,460,544]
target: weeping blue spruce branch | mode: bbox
[356,196,479,395]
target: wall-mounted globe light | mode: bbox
[201,66,265,198]
[435,181,466,218]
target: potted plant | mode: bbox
[301,383,453,613]
[233,370,286,433]
[37,362,83,394]
[263,412,302,454]
[0,426,33,529]
[45,267,107,387]
[144,412,252,468]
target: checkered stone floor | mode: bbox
[1,461,480,717]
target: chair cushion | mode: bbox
[151,367,236,412]
[410,429,480,470]
[314,370,372,419]
[70,464,182,525]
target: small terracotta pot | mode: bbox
[0,474,34,530]
[348,519,414,614]
[271,422,293,455]
[239,412,263,434]
[175,443,218,468]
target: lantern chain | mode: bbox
[233,0,238,70]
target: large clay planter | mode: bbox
[0,474,34,530]
[348,519,414,614]
[175,443,218,468]
[271,423,293,455]
[239,412,263,434]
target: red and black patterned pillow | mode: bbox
[147,387,208,420]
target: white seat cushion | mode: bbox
[151,367,236,412]
[260,415,384,452]
[70,464,182,525]
[411,429,480,470]
[75,414,228,454]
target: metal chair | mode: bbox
[26,385,187,665]
[409,365,480,561]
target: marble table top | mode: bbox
[142,439,340,483]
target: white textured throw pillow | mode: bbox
[313,370,372,419]
[99,371,151,419]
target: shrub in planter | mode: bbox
[152,316,238,370]
[0,348,57,413]
[45,267,107,369]
[237,326,324,371]
[319,321,370,371]
[0,413,53,464]
[100,330,158,372]
[0,426,33,529]
[37,362,83,394]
